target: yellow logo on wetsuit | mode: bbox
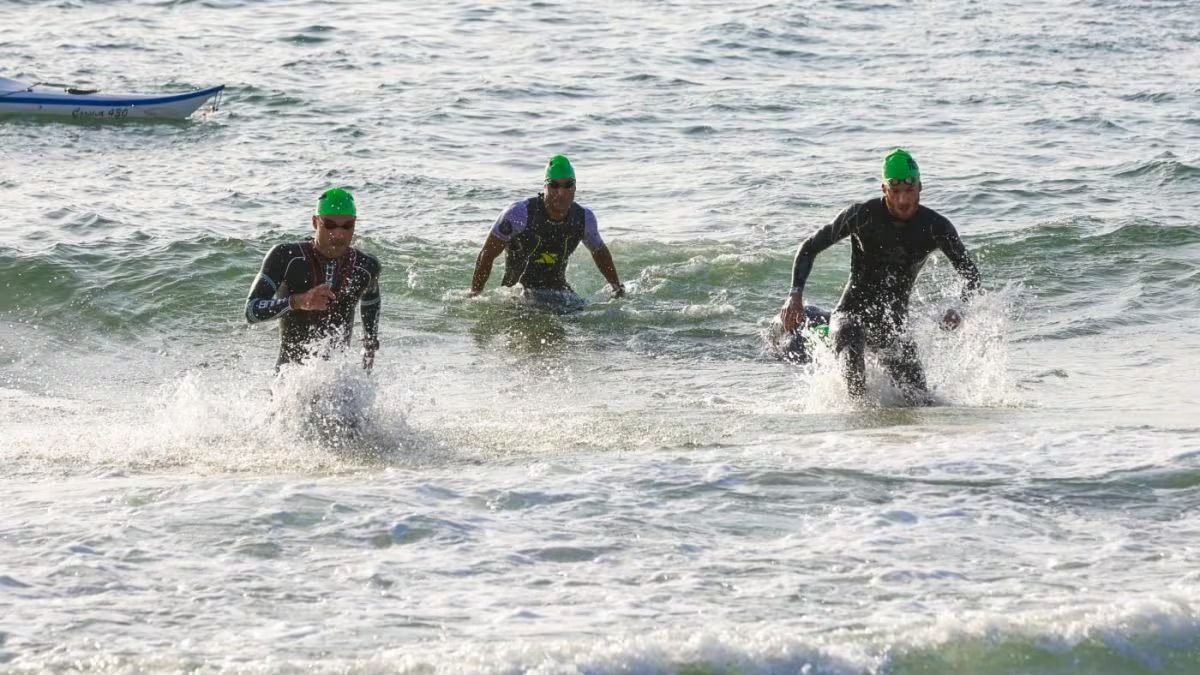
[536,252,559,265]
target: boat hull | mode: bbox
[0,84,225,120]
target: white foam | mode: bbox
[0,353,427,475]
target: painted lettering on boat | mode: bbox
[71,107,130,119]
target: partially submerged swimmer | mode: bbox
[771,304,831,364]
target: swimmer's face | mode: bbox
[882,178,921,221]
[543,178,576,220]
[312,214,355,257]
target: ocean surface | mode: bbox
[2,0,1199,672]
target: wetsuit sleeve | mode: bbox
[360,260,381,345]
[790,203,862,291]
[489,201,529,242]
[935,220,982,302]
[581,208,605,252]
[245,245,292,323]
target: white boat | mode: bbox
[0,76,224,120]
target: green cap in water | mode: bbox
[316,187,356,216]
[882,148,920,183]
[544,154,576,180]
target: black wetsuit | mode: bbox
[790,197,981,398]
[245,241,381,367]
[500,196,587,291]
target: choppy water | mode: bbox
[2,0,1199,673]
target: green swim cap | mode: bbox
[544,154,575,180]
[316,187,356,216]
[882,148,920,183]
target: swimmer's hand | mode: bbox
[291,284,335,311]
[779,291,805,333]
[940,307,963,331]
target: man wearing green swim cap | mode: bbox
[469,154,625,302]
[245,187,383,370]
[778,149,982,403]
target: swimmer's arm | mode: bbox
[245,245,292,323]
[469,233,508,296]
[582,210,623,297]
[359,276,380,371]
[589,245,623,297]
[781,205,857,333]
[790,203,859,293]
[360,273,381,351]
[936,224,982,302]
[469,202,525,296]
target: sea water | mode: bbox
[2,1,1199,672]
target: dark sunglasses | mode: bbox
[545,180,576,190]
[886,177,919,187]
[319,217,356,231]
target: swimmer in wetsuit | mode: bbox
[245,188,382,370]
[468,154,625,300]
[778,149,982,402]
